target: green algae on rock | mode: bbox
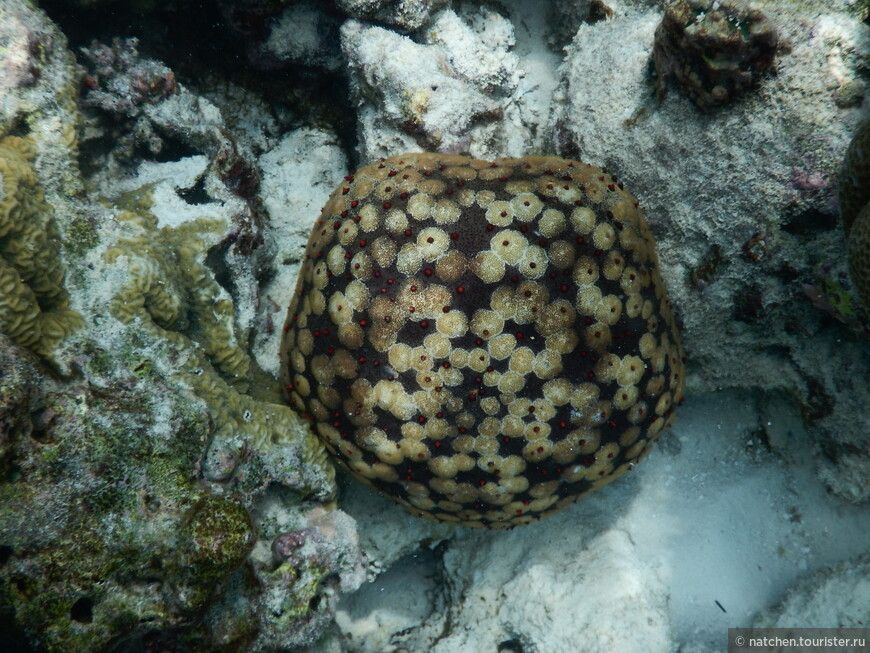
[280,153,686,528]
[0,334,225,651]
[179,495,257,586]
[0,193,345,650]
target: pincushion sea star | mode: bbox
[281,153,685,528]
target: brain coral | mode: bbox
[280,153,685,528]
[839,119,870,311]
[0,135,81,361]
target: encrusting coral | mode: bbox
[0,135,82,361]
[104,205,252,380]
[281,153,685,528]
[102,198,333,469]
[838,118,870,311]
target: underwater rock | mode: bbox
[547,0,615,49]
[281,153,685,528]
[0,336,41,477]
[336,0,448,32]
[838,118,870,311]
[653,0,779,110]
[250,0,343,72]
[0,332,225,650]
[551,6,870,504]
[79,37,178,117]
[340,10,519,158]
[755,554,870,627]
[422,8,520,97]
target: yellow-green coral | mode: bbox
[103,202,333,472]
[0,135,81,358]
[105,206,251,379]
[838,119,870,310]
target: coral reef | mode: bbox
[0,2,364,649]
[103,205,252,380]
[0,150,355,647]
[2,0,869,649]
[79,36,264,239]
[653,0,779,110]
[76,35,276,393]
[0,332,244,651]
[0,324,355,651]
[838,118,870,310]
[281,153,685,528]
[0,135,81,362]
[0,193,356,650]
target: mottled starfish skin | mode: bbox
[280,153,685,528]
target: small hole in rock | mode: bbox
[6,466,22,483]
[498,639,524,653]
[29,408,56,443]
[144,494,161,512]
[177,176,213,205]
[70,597,94,623]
